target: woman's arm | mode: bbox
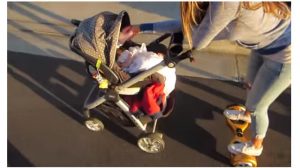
[192,2,240,49]
[140,20,182,33]
[119,20,181,43]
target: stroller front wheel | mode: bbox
[137,133,165,153]
[84,118,104,131]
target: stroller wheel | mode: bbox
[84,118,104,131]
[137,133,165,153]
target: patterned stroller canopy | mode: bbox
[72,11,130,68]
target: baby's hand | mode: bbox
[157,53,164,58]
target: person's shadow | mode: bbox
[158,83,232,165]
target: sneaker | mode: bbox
[228,142,263,156]
[223,109,251,123]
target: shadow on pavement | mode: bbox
[159,90,229,165]
[7,141,34,167]
[176,75,291,137]
[7,50,139,146]
[8,2,71,35]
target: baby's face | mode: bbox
[116,48,125,57]
[117,50,134,69]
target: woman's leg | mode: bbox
[224,51,262,122]
[245,51,264,87]
[228,48,291,156]
[229,59,290,156]
[245,57,291,147]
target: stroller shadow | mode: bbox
[7,140,34,167]
[8,2,142,150]
[7,50,139,145]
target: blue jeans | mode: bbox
[245,50,291,139]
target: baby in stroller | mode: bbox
[116,42,177,119]
[69,10,192,153]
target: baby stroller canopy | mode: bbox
[71,11,130,68]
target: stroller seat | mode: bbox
[70,35,175,120]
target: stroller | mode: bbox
[69,11,193,153]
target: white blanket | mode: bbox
[117,43,176,96]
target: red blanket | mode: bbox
[125,82,166,116]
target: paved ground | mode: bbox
[7,2,291,167]
[7,51,291,167]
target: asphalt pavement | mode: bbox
[8,51,291,166]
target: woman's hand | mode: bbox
[118,25,140,44]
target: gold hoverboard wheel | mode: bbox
[225,104,257,167]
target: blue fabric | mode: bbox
[140,23,154,32]
[140,20,182,34]
[255,23,291,55]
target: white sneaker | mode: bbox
[228,142,263,156]
[223,109,251,123]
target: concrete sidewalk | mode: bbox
[8,2,250,82]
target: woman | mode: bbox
[119,2,291,156]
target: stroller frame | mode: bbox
[69,19,193,153]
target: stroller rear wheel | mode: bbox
[137,132,165,153]
[84,118,104,131]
